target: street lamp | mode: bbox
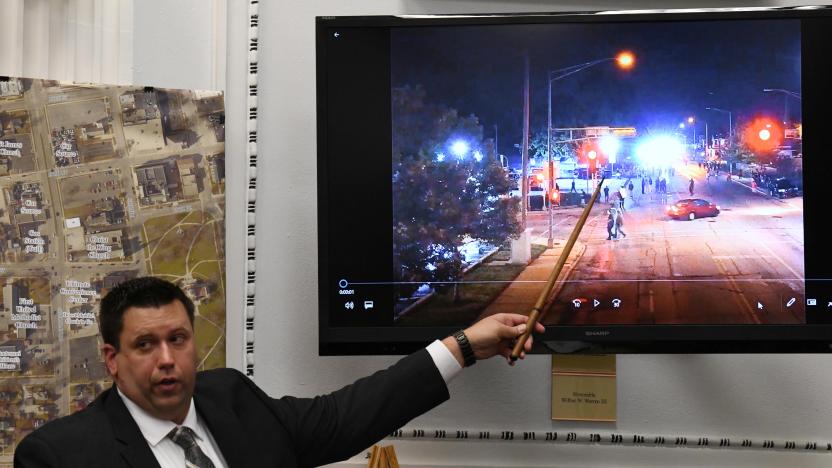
[679,117,697,149]
[763,88,802,124]
[450,139,469,159]
[546,51,635,247]
[705,107,732,139]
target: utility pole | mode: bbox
[546,72,554,247]
[704,121,709,159]
[521,53,530,229]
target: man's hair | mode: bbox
[99,277,195,350]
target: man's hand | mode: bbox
[442,313,545,367]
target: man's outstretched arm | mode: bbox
[274,313,545,466]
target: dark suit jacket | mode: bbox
[14,350,449,467]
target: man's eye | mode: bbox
[172,335,186,344]
[137,341,152,350]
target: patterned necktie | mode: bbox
[168,426,216,468]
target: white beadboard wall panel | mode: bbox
[0,0,133,82]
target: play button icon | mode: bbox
[593,299,601,307]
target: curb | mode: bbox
[729,177,791,204]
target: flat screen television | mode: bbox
[317,7,832,354]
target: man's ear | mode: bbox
[102,344,119,377]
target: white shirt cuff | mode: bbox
[426,339,463,385]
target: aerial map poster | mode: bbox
[0,77,226,463]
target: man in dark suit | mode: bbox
[15,277,540,467]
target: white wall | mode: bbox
[132,0,226,91]
[251,1,832,467]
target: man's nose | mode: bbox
[157,342,175,367]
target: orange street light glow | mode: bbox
[616,51,635,69]
[744,117,782,153]
[759,129,771,141]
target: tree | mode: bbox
[721,133,755,171]
[392,86,521,301]
[528,129,573,163]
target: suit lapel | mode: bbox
[195,393,257,467]
[102,386,162,468]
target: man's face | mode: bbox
[102,300,196,424]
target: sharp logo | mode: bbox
[585,330,610,337]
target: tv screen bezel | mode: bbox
[316,6,832,355]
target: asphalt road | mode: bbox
[527,166,804,325]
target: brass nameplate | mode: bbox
[551,355,617,421]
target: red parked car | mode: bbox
[666,198,720,220]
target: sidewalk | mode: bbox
[729,175,768,195]
[728,174,800,205]
[478,239,587,319]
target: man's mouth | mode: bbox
[156,377,180,392]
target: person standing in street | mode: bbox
[615,209,626,238]
[689,177,695,196]
[603,185,610,203]
[607,207,617,240]
[618,186,627,211]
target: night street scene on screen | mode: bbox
[390,19,804,327]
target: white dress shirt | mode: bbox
[426,338,463,383]
[116,341,460,467]
[117,387,228,468]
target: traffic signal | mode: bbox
[588,150,598,174]
[579,140,603,176]
[550,188,560,203]
[743,117,783,154]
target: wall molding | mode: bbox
[244,0,259,377]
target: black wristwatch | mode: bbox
[453,330,476,367]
